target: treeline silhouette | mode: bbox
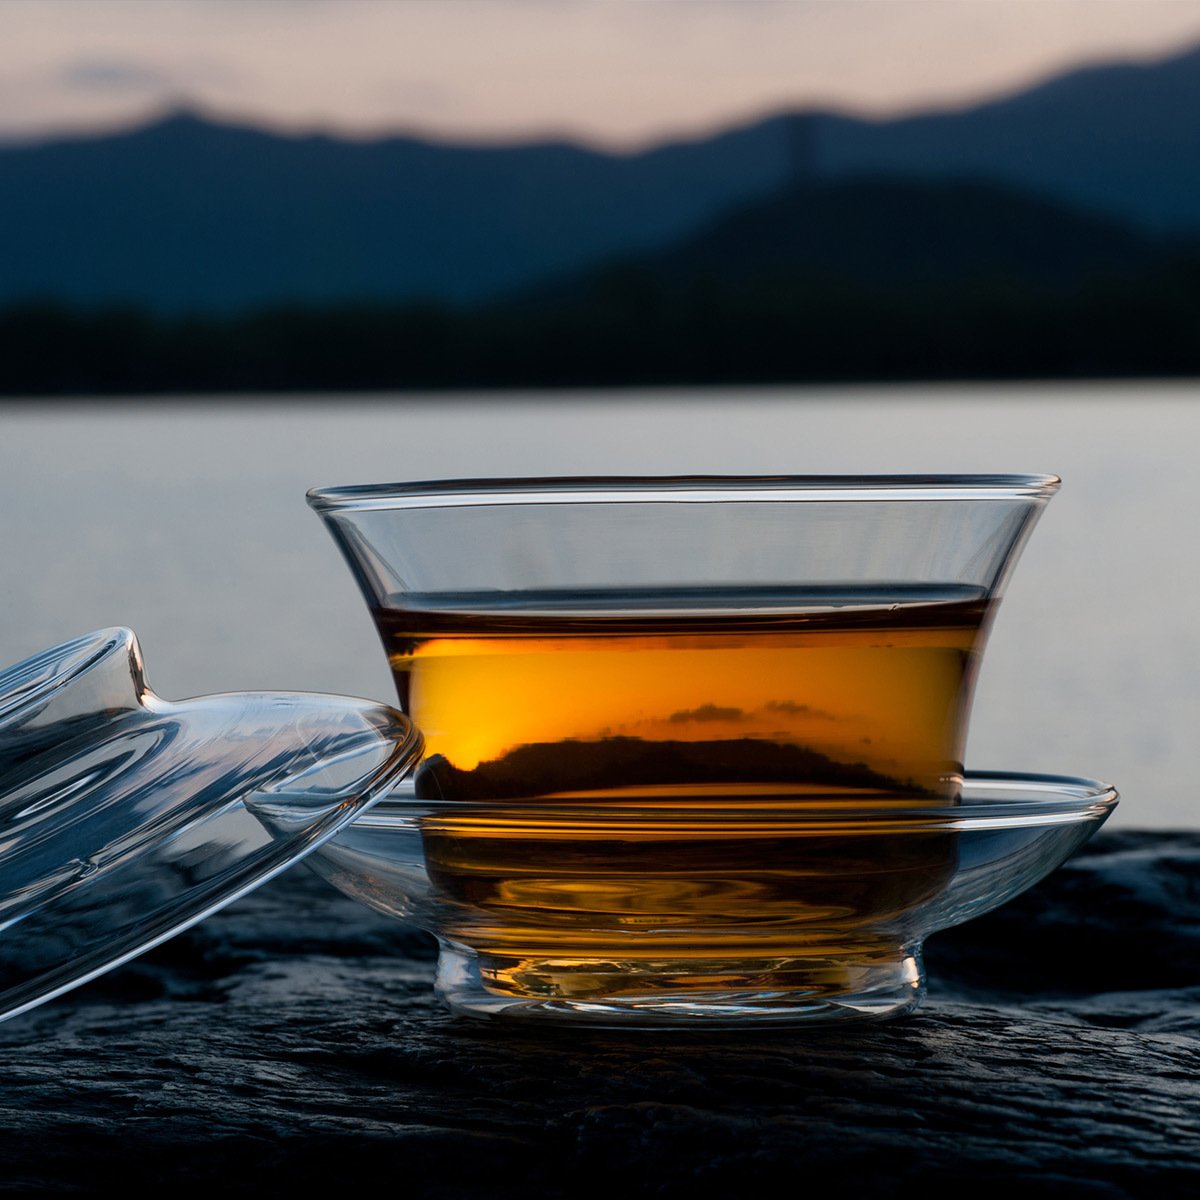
[4,258,1199,395]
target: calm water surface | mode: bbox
[1,382,1196,827]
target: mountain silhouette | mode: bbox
[529,177,1170,302]
[3,165,1197,394]
[0,39,1197,315]
[413,737,916,803]
[810,42,1200,233]
[0,110,798,313]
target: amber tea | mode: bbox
[377,585,989,806]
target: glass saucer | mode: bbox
[284,772,1118,1025]
[0,628,421,1025]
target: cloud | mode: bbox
[58,55,239,95]
[765,700,836,720]
[668,704,745,724]
[60,58,172,93]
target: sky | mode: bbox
[2,0,1200,148]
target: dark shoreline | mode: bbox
[4,251,1200,399]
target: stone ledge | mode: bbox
[0,830,1194,1199]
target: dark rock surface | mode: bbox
[1,830,1197,1199]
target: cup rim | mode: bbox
[307,474,1062,513]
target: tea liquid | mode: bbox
[375,586,989,805]
[374,587,989,997]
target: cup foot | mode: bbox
[435,941,925,1027]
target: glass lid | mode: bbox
[0,627,421,1025]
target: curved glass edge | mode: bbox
[0,627,138,730]
[307,474,1063,514]
[0,693,422,1027]
[302,767,1120,987]
[342,771,1117,835]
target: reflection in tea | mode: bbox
[372,587,988,1001]
[376,585,990,805]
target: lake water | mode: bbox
[1,382,1196,828]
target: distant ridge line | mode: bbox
[0,37,1199,314]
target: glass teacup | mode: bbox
[307,475,1070,1024]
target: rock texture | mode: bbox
[0,830,1197,1199]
